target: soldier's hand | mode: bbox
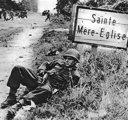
[47,69,56,75]
[22,100,36,111]
[38,70,45,77]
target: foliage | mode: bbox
[55,0,128,18]
[56,0,79,17]
[0,0,18,10]
[14,9,128,120]
[21,0,36,11]
[25,41,128,120]
[28,20,128,120]
[0,0,27,11]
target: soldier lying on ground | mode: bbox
[0,49,81,119]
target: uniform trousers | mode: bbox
[7,65,52,104]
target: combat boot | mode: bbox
[1,94,17,109]
[5,108,15,120]
[5,102,22,120]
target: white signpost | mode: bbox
[69,5,128,49]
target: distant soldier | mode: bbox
[45,10,50,22]
[2,8,7,21]
[23,10,27,18]
[10,10,14,20]
[20,10,27,18]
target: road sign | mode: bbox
[69,5,128,49]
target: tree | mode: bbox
[56,0,79,17]
[0,0,21,10]
[0,0,6,8]
[10,1,21,10]
[21,0,31,11]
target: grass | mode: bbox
[14,16,128,120]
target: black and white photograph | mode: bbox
[0,0,128,120]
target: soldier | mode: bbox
[9,10,14,20]
[45,10,51,22]
[22,10,27,18]
[1,49,81,119]
[2,8,7,21]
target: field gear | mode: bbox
[1,94,17,109]
[39,59,80,90]
[63,49,80,63]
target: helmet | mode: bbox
[63,49,80,62]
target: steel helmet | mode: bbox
[63,49,80,62]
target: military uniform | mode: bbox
[2,49,81,120]
[6,58,80,104]
[1,49,80,111]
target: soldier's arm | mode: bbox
[37,60,57,76]
[37,62,47,74]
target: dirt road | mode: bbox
[0,12,49,105]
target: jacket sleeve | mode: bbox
[72,70,80,86]
[37,60,58,74]
[38,62,48,71]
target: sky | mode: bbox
[38,0,57,13]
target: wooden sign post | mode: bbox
[91,44,98,60]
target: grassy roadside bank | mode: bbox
[14,16,128,120]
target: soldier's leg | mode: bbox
[7,65,38,90]
[45,17,48,22]
[5,85,52,114]
[1,65,38,108]
[5,85,52,119]
[49,16,50,21]
[23,84,52,105]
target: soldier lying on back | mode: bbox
[0,49,81,119]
